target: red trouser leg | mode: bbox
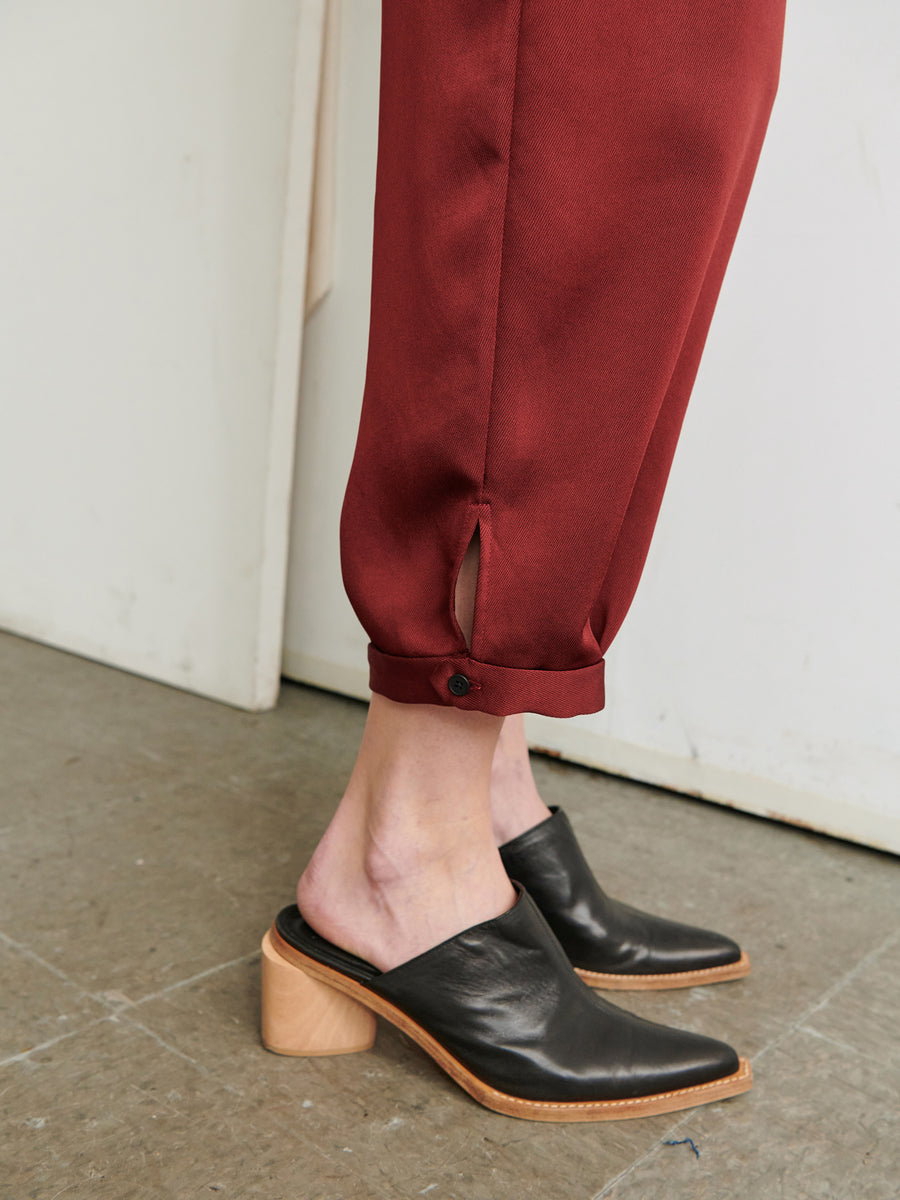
[340,0,786,718]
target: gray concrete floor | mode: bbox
[1,629,898,1200]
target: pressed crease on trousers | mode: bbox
[340,0,786,718]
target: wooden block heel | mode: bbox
[260,929,376,1057]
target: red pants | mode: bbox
[340,0,785,718]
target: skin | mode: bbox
[297,537,553,972]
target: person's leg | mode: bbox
[489,714,551,844]
[273,690,748,1120]
[280,533,747,1115]
[458,536,553,844]
[266,0,784,1118]
[297,495,515,972]
[307,0,785,980]
[482,73,784,974]
[341,0,786,719]
[296,694,514,971]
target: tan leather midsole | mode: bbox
[576,950,751,991]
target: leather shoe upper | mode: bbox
[275,886,738,1103]
[498,807,742,976]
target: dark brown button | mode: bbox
[448,673,470,697]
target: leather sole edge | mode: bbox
[576,950,752,991]
[267,925,753,1123]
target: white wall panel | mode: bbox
[281,0,378,693]
[0,0,324,708]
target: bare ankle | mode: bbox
[489,759,552,844]
[294,692,515,970]
[297,795,515,971]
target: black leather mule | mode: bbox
[261,886,751,1122]
[499,808,750,989]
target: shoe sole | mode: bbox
[266,925,753,1123]
[576,951,751,991]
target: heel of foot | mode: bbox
[260,929,376,1057]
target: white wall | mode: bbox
[281,0,379,698]
[0,0,323,708]
[282,0,900,852]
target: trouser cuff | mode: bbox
[367,644,605,718]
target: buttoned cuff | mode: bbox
[366,644,605,718]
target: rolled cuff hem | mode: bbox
[367,644,605,718]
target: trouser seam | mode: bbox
[477,0,526,503]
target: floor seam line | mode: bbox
[120,950,261,1011]
[0,928,259,1018]
[590,928,900,1197]
[795,1024,874,1060]
[0,1016,111,1068]
[751,926,900,1066]
[0,929,88,990]
[116,1013,244,1096]
[590,1108,700,1199]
